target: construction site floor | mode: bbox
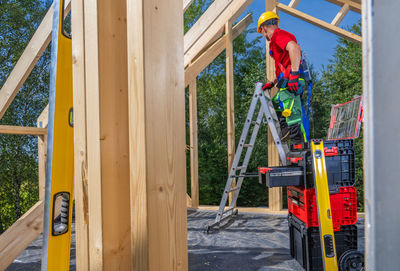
[7,209,365,271]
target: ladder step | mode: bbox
[229,186,240,192]
[222,207,234,215]
[244,144,253,148]
[251,121,260,126]
[236,165,246,170]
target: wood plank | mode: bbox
[184,14,252,87]
[71,0,89,269]
[189,79,199,208]
[37,105,48,200]
[266,0,283,211]
[184,0,254,67]
[186,194,193,207]
[325,0,361,13]
[277,3,362,44]
[184,0,232,55]
[225,22,236,206]
[96,0,132,269]
[83,0,103,268]
[331,3,350,26]
[127,0,188,269]
[183,0,195,12]
[288,0,301,8]
[0,0,71,120]
[0,201,44,270]
[0,125,46,135]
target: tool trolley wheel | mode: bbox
[339,249,364,271]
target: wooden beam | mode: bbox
[185,14,252,87]
[189,80,199,208]
[37,105,48,200]
[186,194,193,207]
[183,0,195,12]
[288,0,301,8]
[225,22,236,205]
[266,0,283,211]
[0,0,71,120]
[331,3,350,26]
[71,0,89,269]
[184,0,232,55]
[325,0,361,13]
[277,3,362,44]
[0,201,44,270]
[184,0,254,67]
[81,0,132,269]
[0,125,46,135]
[127,0,188,269]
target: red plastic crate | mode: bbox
[287,186,357,231]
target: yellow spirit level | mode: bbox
[311,140,338,271]
[41,0,74,270]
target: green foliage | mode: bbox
[310,22,364,210]
[0,0,50,232]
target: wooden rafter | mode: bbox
[184,0,254,67]
[326,0,361,13]
[331,3,350,26]
[288,0,301,8]
[277,3,361,44]
[0,0,71,120]
[184,0,195,12]
[185,14,252,86]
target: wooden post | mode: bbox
[127,0,188,270]
[73,0,132,269]
[37,105,49,200]
[71,0,89,269]
[225,21,236,205]
[266,0,283,211]
[189,79,199,208]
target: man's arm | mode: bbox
[285,41,301,72]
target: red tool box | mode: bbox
[287,185,357,232]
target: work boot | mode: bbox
[277,112,290,142]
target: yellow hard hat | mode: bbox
[257,11,279,33]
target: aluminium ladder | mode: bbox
[207,82,288,232]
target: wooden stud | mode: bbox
[0,201,44,270]
[185,14,252,87]
[37,105,48,200]
[127,0,188,269]
[184,0,254,67]
[183,0,195,12]
[331,3,350,26]
[277,3,362,44]
[0,125,46,135]
[265,0,283,211]
[0,0,71,120]
[225,22,236,205]
[288,0,301,8]
[71,0,89,269]
[326,0,361,13]
[82,0,104,268]
[189,79,199,208]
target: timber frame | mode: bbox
[0,0,364,270]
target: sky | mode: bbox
[240,0,361,73]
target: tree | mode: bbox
[0,0,50,232]
[310,22,363,209]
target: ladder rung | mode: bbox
[222,207,234,215]
[251,121,260,126]
[244,144,253,148]
[236,165,246,170]
[229,186,240,192]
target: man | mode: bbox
[258,11,308,143]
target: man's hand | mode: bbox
[262,82,275,91]
[288,71,300,93]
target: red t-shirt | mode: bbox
[269,28,298,79]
